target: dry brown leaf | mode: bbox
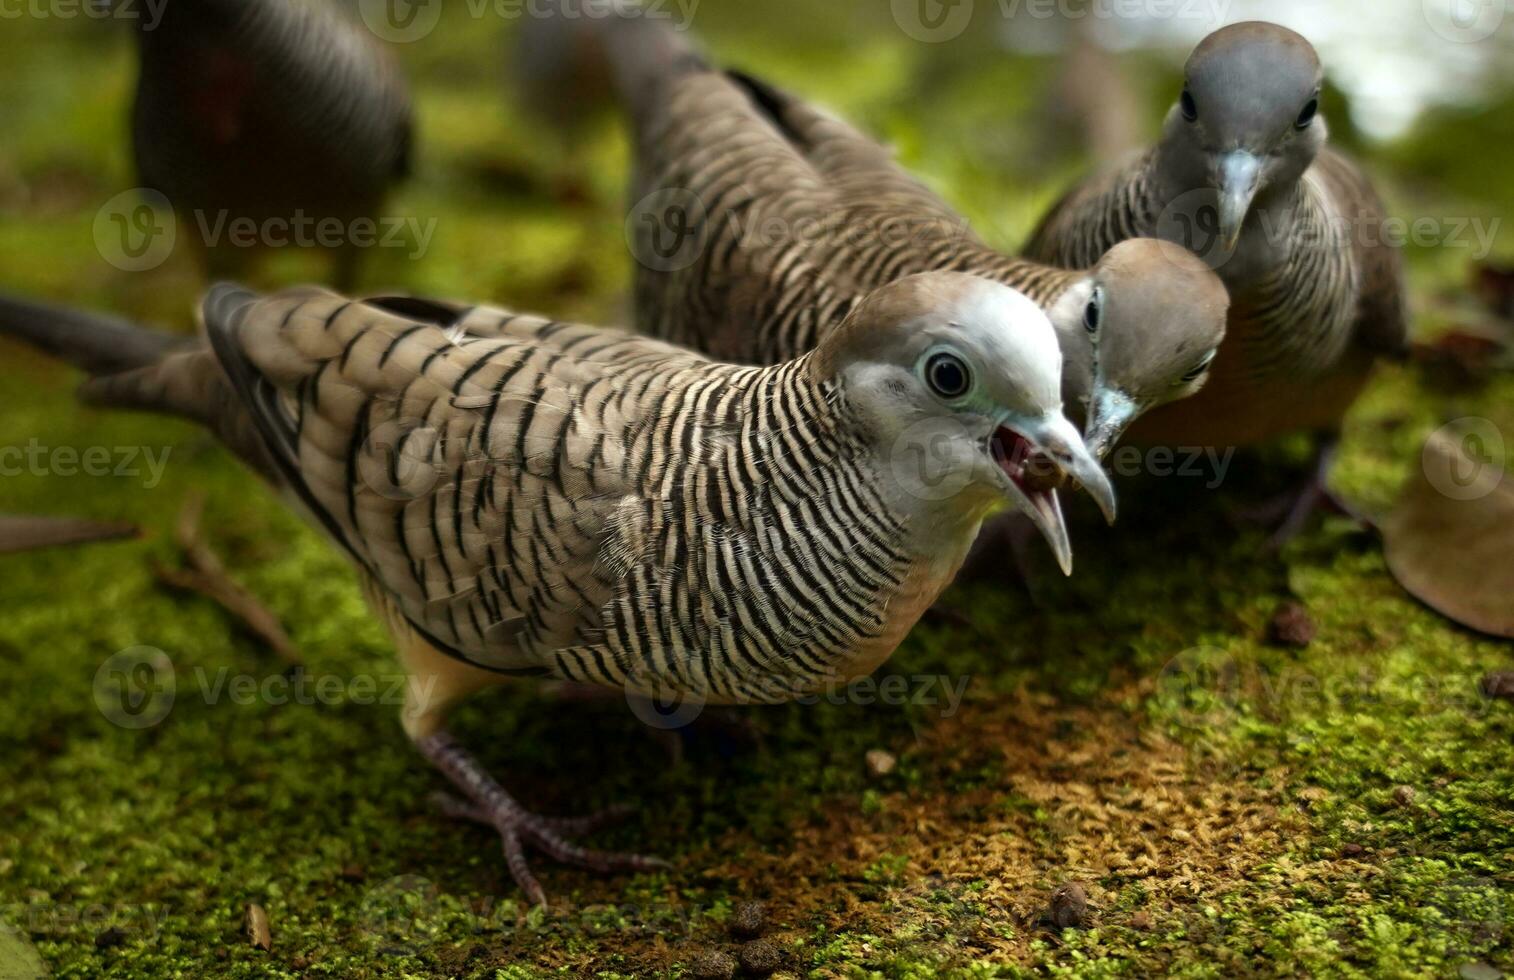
[1383,430,1514,638]
[246,903,272,951]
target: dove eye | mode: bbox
[1296,96,1320,130]
[1084,288,1104,335]
[1180,88,1198,122]
[924,351,972,400]
[1180,350,1218,384]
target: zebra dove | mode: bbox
[129,0,413,287]
[1025,22,1408,538]
[519,7,1229,459]
[0,270,1111,904]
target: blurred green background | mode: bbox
[1,1,1512,977]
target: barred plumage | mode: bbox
[526,7,1227,457]
[1024,23,1408,452]
[1,271,1111,904]
[207,287,930,701]
[131,0,413,285]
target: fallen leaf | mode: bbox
[246,903,272,952]
[1383,430,1514,638]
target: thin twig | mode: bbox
[151,492,302,665]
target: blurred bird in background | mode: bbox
[127,0,413,289]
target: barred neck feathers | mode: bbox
[1225,170,1360,379]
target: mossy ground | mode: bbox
[2,6,1512,978]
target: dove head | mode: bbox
[1050,239,1231,458]
[1158,22,1326,253]
[811,272,1115,575]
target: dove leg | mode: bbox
[413,729,667,908]
[1267,433,1372,549]
[395,628,666,909]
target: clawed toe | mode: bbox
[418,732,665,906]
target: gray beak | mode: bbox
[1083,385,1141,463]
[994,411,1118,576]
[1214,151,1263,254]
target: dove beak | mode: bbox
[1215,150,1263,254]
[1083,385,1141,463]
[990,411,1118,576]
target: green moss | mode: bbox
[2,6,1513,978]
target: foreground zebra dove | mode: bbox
[0,271,1111,904]
[519,7,1229,459]
[1025,22,1409,539]
[129,0,413,287]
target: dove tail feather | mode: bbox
[0,288,277,477]
[0,292,188,377]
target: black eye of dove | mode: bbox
[925,352,971,399]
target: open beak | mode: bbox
[990,412,1117,576]
[1214,150,1263,254]
[1083,385,1141,462]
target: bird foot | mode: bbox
[416,730,667,908]
[1245,438,1374,551]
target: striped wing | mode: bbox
[720,70,1053,298]
[201,284,703,674]
[1021,153,1155,271]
